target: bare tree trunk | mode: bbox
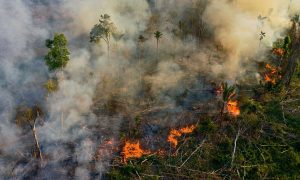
[60,69,64,130]
[282,47,300,87]
[107,42,110,61]
[282,22,300,87]
[60,109,64,131]
[231,128,241,167]
[219,102,225,120]
[32,124,43,161]
[156,39,159,61]
[138,42,142,85]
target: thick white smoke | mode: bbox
[0,0,299,178]
[0,0,48,177]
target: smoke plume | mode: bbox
[0,0,299,178]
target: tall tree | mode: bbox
[44,33,70,129]
[138,35,147,84]
[154,31,163,60]
[90,14,116,60]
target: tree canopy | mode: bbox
[44,33,70,71]
[90,14,116,44]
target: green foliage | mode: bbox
[265,100,283,123]
[222,82,236,102]
[198,119,216,135]
[283,36,292,56]
[44,33,70,71]
[15,105,43,127]
[272,36,292,57]
[138,35,146,43]
[90,14,116,44]
[44,79,58,93]
[292,14,300,22]
[154,31,163,41]
[210,137,232,169]
[108,164,139,180]
[241,98,264,114]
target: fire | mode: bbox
[264,74,276,84]
[272,48,285,57]
[122,141,149,162]
[264,63,280,85]
[168,129,181,147]
[227,100,240,116]
[168,125,196,147]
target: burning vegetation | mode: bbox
[122,141,149,162]
[272,48,285,57]
[1,0,300,179]
[226,100,240,117]
[167,125,197,147]
[264,63,281,85]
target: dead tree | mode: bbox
[16,106,44,161]
[282,19,300,87]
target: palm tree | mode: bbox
[220,82,236,118]
[138,35,146,84]
[154,31,163,60]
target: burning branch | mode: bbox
[264,63,281,85]
[167,125,196,147]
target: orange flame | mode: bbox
[122,141,149,162]
[272,48,285,57]
[264,63,279,85]
[168,125,196,147]
[227,100,240,117]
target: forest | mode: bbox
[0,0,300,179]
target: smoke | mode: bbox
[0,0,299,178]
[0,0,48,177]
[202,0,300,79]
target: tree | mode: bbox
[154,31,163,60]
[44,79,58,96]
[16,106,44,162]
[44,33,70,72]
[44,33,70,129]
[138,35,147,84]
[220,82,236,118]
[90,14,116,60]
[282,16,300,87]
[138,35,147,61]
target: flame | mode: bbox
[264,74,276,84]
[168,125,196,147]
[272,48,285,57]
[122,141,149,162]
[227,100,240,116]
[264,63,279,85]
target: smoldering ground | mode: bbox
[0,0,299,179]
